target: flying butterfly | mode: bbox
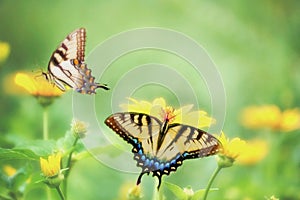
[43,28,109,94]
[105,111,222,189]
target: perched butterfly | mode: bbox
[43,28,109,94]
[105,111,222,189]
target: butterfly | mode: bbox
[43,28,109,94]
[105,112,222,189]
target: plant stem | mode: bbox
[63,137,79,198]
[203,165,222,200]
[56,186,65,200]
[46,187,51,200]
[66,137,79,176]
[43,108,49,140]
[152,179,161,200]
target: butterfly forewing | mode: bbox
[46,28,109,94]
[105,112,162,156]
[48,28,85,69]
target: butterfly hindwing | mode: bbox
[105,112,221,189]
[160,124,221,159]
[46,28,109,94]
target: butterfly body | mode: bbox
[105,112,221,189]
[44,28,109,94]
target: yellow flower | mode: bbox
[120,98,215,128]
[280,108,300,132]
[236,139,268,165]
[3,165,17,177]
[15,72,63,97]
[217,132,267,167]
[218,132,246,160]
[127,185,142,200]
[14,72,63,107]
[40,153,62,177]
[241,105,300,132]
[117,182,142,200]
[0,41,10,63]
[3,165,31,184]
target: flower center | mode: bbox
[161,106,176,123]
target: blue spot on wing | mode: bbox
[132,138,138,144]
[159,163,164,170]
[165,163,170,169]
[154,162,159,170]
[138,149,143,155]
[182,152,189,158]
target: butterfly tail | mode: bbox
[96,83,110,90]
[136,172,146,186]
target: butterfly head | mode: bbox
[161,106,176,123]
[42,71,51,82]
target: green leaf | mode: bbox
[0,140,58,161]
[56,131,75,152]
[164,182,187,200]
[15,140,56,157]
[10,165,32,192]
[191,188,219,200]
[0,148,39,161]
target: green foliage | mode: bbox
[0,165,31,200]
[0,148,39,161]
[1,0,300,199]
[164,182,218,200]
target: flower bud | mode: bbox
[71,119,88,138]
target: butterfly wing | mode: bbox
[105,112,162,154]
[157,123,221,160]
[105,112,222,189]
[48,28,85,67]
[47,28,109,93]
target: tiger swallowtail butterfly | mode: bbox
[105,112,222,189]
[43,28,109,94]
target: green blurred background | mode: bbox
[1,0,300,199]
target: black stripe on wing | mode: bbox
[165,124,221,159]
[105,112,160,149]
[104,112,222,190]
[48,28,86,71]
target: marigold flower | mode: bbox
[217,132,246,166]
[241,105,300,132]
[280,108,300,132]
[121,98,214,128]
[217,132,267,167]
[15,72,63,97]
[40,153,62,177]
[236,139,268,165]
[0,41,10,63]
[14,72,63,107]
